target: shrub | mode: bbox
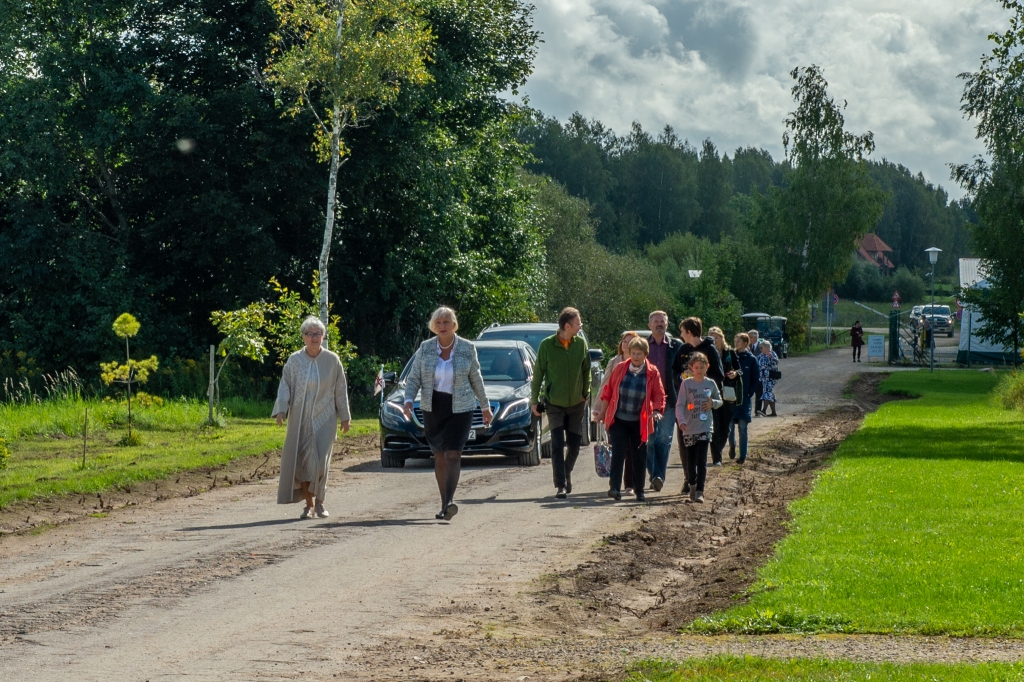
[888,266,926,303]
[0,430,9,470]
[996,371,1024,411]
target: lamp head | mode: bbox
[925,247,941,265]
[688,269,703,279]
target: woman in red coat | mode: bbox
[850,320,864,363]
[594,336,666,501]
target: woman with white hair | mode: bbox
[755,339,780,417]
[404,306,491,520]
[273,316,351,519]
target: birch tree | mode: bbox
[266,0,432,342]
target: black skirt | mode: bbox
[423,391,474,453]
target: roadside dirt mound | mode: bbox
[0,434,379,538]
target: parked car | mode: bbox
[922,305,954,337]
[378,340,545,468]
[909,305,924,329]
[476,323,604,443]
[740,312,789,358]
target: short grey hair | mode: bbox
[300,316,327,337]
[758,339,773,350]
[429,306,459,334]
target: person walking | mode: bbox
[756,339,780,417]
[644,311,684,492]
[851,320,864,363]
[273,316,352,520]
[673,317,724,490]
[676,352,722,503]
[403,306,492,520]
[748,329,763,416]
[595,331,640,492]
[729,333,759,464]
[531,307,591,499]
[595,336,665,502]
[708,327,739,466]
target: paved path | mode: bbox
[0,348,880,680]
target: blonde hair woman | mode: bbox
[273,316,351,520]
[404,307,491,520]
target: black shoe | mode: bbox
[682,483,691,495]
[565,472,572,495]
[435,509,446,519]
[556,487,567,499]
[738,457,746,465]
[611,490,621,501]
[635,491,646,502]
[443,503,459,520]
[651,477,664,492]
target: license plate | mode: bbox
[467,429,477,441]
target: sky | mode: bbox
[517,0,1011,200]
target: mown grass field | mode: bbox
[0,397,377,509]
[689,370,1024,636]
[626,656,1024,681]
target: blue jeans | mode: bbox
[729,399,753,462]
[646,407,676,482]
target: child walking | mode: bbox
[676,352,723,503]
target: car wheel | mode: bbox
[380,449,405,468]
[519,423,542,467]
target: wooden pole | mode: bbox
[82,407,88,469]
[208,345,216,423]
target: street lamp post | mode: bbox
[688,269,703,321]
[925,247,942,372]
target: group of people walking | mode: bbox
[270,306,783,521]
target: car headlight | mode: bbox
[498,398,530,421]
[381,401,409,426]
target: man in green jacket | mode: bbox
[531,307,591,498]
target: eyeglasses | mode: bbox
[303,331,324,338]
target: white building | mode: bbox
[958,258,1016,365]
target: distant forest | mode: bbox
[521,113,974,280]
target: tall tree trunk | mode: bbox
[318,0,346,349]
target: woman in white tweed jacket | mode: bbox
[403,307,492,520]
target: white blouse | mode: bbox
[433,338,455,393]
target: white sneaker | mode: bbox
[314,502,329,518]
[300,505,314,519]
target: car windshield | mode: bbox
[398,345,527,382]
[923,306,951,316]
[478,329,551,352]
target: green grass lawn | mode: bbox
[689,371,1024,637]
[626,656,1024,681]
[0,397,378,509]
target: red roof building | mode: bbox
[856,233,895,273]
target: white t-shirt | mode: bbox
[433,339,455,393]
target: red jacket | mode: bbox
[599,359,667,442]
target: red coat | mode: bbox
[599,359,667,442]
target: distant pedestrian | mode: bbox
[532,307,591,499]
[708,327,738,466]
[756,339,779,417]
[851,320,864,363]
[673,317,725,491]
[676,352,723,503]
[729,333,759,464]
[748,329,764,415]
[273,316,351,520]
[595,331,640,492]
[644,311,684,493]
[403,306,492,520]
[595,336,666,502]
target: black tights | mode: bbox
[550,427,582,489]
[433,450,461,510]
[853,345,861,361]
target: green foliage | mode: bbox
[262,275,353,364]
[112,313,142,339]
[0,429,10,471]
[889,265,926,303]
[695,371,1024,637]
[996,371,1024,411]
[626,656,1024,682]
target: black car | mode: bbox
[476,322,604,442]
[378,340,545,468]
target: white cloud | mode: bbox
[519,0,1009,198]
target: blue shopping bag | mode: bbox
[593,440,612,478]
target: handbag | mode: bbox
[723,385,738,402]
[768,368,782,381]
[593,440,612,478]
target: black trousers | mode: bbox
[550,426,582,489]
[608,420,647,494]
[710,405,731,463]
[684,439,710,491]
[853,345,862,361]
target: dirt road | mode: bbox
[0,349,914,680]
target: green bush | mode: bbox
[0,429,10,470]
[996,371,1024,411]
[888,265,926,303]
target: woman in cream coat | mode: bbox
[404,307,491,520]
[273,316,351,520]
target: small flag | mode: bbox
[373,365,385,396]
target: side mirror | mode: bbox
[382,371,397,385]
[589,348,604,363]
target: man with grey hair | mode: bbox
[645,310,683,492]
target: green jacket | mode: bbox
[531,334,591,407]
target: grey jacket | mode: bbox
[403,336,488,413]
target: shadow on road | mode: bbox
[178,518,304,532]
